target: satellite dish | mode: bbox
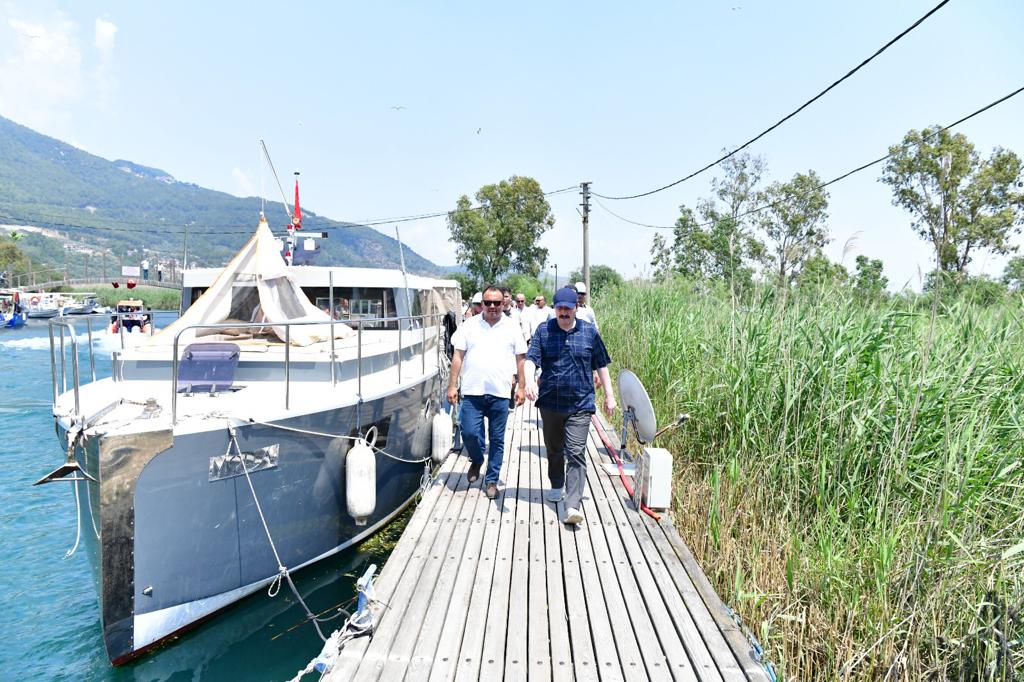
[618,370,657,443]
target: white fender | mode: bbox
[431,411,453,465]
[410,413,432,461]
[346,439,376,526]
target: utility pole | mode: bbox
[554,264,558,294]
[182,225,189,272]
[580,182,591,303]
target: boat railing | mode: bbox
[48,312,447,426]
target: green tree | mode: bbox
[567,264,623,295]
[448,271,477,300]
[853,255,888,301]
[503,273,544,301]
[881,126,1024,273]
[1003,256,1024,291]
[797,252,848,291]
[447,176,554,284]
[757,170,830,284]
[961,275,1007,306]
[0,237,26,281]
[649,233,673,280]
[662,152,767,290]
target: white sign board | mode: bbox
[121,266,141,277]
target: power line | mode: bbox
[0,185,580,234]
[348,184,579,227]
[595,83,1024,231]
[595,0,952,201]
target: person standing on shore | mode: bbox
[525,286,615,525]
[141,258,150,281]
[448,286,527,499]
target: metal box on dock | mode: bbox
[633,446,673,510]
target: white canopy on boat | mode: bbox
[150,218,354,347]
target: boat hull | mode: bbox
[65,375,440,664]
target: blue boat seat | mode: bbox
[177,342,241,394]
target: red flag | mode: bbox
[292,178,302,230]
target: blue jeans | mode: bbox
[460,394,510,485]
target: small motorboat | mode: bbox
[109,299,154,335]
[63,293,101,315]
[0,289,26,328]
[25,292,63,318]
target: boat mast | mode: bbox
[259,139,298,265]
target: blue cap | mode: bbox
[553,287,578,309]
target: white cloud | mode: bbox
[232,167,256,197]
[0,8,117,137]
[94,18,116,58]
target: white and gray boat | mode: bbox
[40,219,461,664]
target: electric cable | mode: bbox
[595,0,953,201]
[594,83,1024,231]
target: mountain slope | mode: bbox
[0,115,443,274]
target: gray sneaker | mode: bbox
[564,508,584,525]
[546,488,563,503]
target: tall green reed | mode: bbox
[597,279,1023,680]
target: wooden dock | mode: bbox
[327,402,773,681]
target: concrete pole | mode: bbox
[580,182,591,303]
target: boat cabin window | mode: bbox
[182,287,208,312]
[306,287,397,329]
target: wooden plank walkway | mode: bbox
[327,402,772,681]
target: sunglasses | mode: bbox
[481,300,503,307]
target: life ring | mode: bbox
[30,296,40,305]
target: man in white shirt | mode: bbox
[572,281,598,330]
[448,286,527,499]
[523,293,550,342]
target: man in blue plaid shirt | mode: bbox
[525,287,616,525]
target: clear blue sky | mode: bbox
[1,1,1022,289]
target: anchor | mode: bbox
[34,425,97,485]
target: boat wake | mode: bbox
[0,330,141,352]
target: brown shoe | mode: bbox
[485,483,499,499]
[467,461,481,484]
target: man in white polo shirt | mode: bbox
[447,285,527,499]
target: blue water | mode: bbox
[0,316,395,681]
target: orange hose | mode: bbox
[591,415,662,521]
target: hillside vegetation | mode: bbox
[597,278,1023,680]
[0,115,442,276]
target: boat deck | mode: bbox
[327,401,772,681]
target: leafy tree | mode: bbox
[797,252,848,291]
[853,255,888,301]
[503,273,544,301]
[448,271,477,300]
[660,152,767,290]
[881,126,1024,273]
[567,264,623,295]
[757,170,830,284]
[447,176,554,284]
[649,233,673,280]
[1003,256,1024,291]
[961,275,1007,306]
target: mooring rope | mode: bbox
[245,418,434,464]
[226,425,350,643]
[64,477,82,559]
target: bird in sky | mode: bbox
[476,127,482,134]
[390,105,406,111]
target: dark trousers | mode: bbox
[539,408,592,511]
[461,394,510,485]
